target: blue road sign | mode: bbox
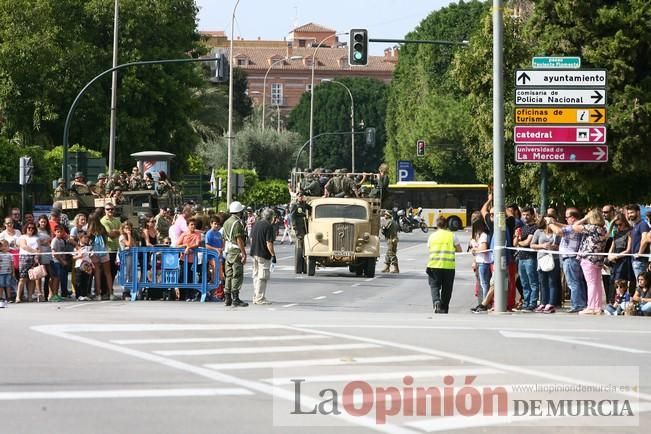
[396,160,414,182]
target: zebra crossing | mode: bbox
[32,322,650,433]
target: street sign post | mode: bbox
[514,126,606,144]
[515,108,605,124]
[515,145,608,163]
[532,56,581,69]
[515,88,606,106]
[515,69,606,87]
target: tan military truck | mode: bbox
[300,196,381,277]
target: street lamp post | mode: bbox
[308,32,347,169]
[108,0,119,176]
[275,104,281,133]
[324,80,355,172]
[226,0,241,207]
[262,55,302,130]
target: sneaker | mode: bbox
[567,307,583,313]
[253,298,272,305]
[110,295,121,301]
[50,295,64,302]
[433,301,442,314]
[0,300,7,308]
[471,304,488,313]
[522,305,535,312]
[578,308,596,315]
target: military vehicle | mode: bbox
[300,196,381,277]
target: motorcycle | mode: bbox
[397,208,429,233]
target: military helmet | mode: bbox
[97,173,107,180]
[57,178,65,184]
[229,201,245,213]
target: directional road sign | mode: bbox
[515,69,607,87]
[532,57,581,69]
[516,145,608,163]
[514,126,606,144]
[515,108,606,125]
[515,88,606,106]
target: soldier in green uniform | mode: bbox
[53,178,66,200]
[381,210,399,273]
[222,201,249,307]
[70,172,91,196]
[302,173,322,197]
[94,173,107,197]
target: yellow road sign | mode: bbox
[515,108,606,125]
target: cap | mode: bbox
[74,171,84,178]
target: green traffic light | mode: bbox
[354,52,362,60]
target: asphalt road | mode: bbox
[1,229,650,434]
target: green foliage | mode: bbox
[198,125,303,180]
[287,77,388,171]
[385,0,488,183]
[239,179,290,208]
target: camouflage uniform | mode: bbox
[53,179,66,200]
[382,212,399,273]
[223,214,246,298]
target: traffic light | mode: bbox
[416,140,425,157]
[365,127,376,146]
[349,29,368,66]
[19,156,33,185]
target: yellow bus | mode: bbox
[387,182,489,231]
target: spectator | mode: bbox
[626,204,649,280]
[205,216,224,288]
[16,223,40,302]
[549,208,587,313]
[0,240,13,306]
[100,203,121,295]
[49,225,69,301]
[531,215,561,313]
[607,213,633,300]
[514,207,539,311]
[87,212,113,300]
[70,213,88,242]
[469,217,492,302]
[72,231,93,301]
[35,215,54,302]
[632,272,651,316]
[118,221,136,289]
[177,218,202,301]
[605,279,630,316]
[573,209,608,315]
[1,216,21,248]
[154,207,171,243]
[245,207,256,245]
[11,207,22,232]
[249,208,277,305]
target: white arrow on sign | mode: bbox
[500,330,649,354]
[590,128,604,142]
[592,146,607,160]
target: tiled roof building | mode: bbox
[200,23,397,112]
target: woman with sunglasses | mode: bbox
[35,215,54,301]
[16,224,40,302]
[607,213,633,302]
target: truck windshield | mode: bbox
[314,204,367,220]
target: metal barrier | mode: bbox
[117,247,220,302]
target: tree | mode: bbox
[287,77,387,172]
[196,125,303,181]
[384,0,488,183]
[521,0,651,204]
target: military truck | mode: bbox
[54,190,181,225]
[298,196,381,277]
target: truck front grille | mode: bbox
[332,223,355,253]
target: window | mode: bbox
[306,84,312,92]
[314,204,367,220]
[271,83,283,105]
[237,58,247,66]
[299,39,306,47]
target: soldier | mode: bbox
[302,172,322,197]
[290,192,311,244]
[53,178,66,200]
[129,166,144,190]
[325,169,342,197]
[105,173,120,196]
[222,201,248,307]
[110,186,125,204]
[70,172,91,196]
[95,173,108,197]
[381,210,400,273]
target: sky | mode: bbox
[195,0,457,55]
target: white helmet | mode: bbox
[229,201,245,213]
[397,210,405,216]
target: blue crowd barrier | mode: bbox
[117,246,220,302]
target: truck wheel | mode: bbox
[447,216,462,232]
[364,259,376,278]
[294,243,305,274]
[307,257,316,276]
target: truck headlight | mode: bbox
[362,232,370,242]
[315,232,324,242]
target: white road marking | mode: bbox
[43,323,284,333]
[63,300,110,309]
[205,354,440,371]
[332,290,344,294]
[265,367,502,386]
[313,295,326,300]
[111,334,330,345]
[31,324,417,434]
[153,343,379,356]
[282,303,298,308]
[284,324,651,403]
[500,330,650,354]
[364,277,376,282]
[0,388,252,401]
[351,283,361,287]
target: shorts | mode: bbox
[19,255,36,279]
[91,253,110,264]
[0,273,11,288]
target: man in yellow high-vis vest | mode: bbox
[427,216,462,313]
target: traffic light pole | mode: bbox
[62,57,219,190]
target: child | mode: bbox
[72,231,93,301]
[118,221,136,298]
[0,240,13,307]
[605,279,630,316]
[50,225,70,301]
